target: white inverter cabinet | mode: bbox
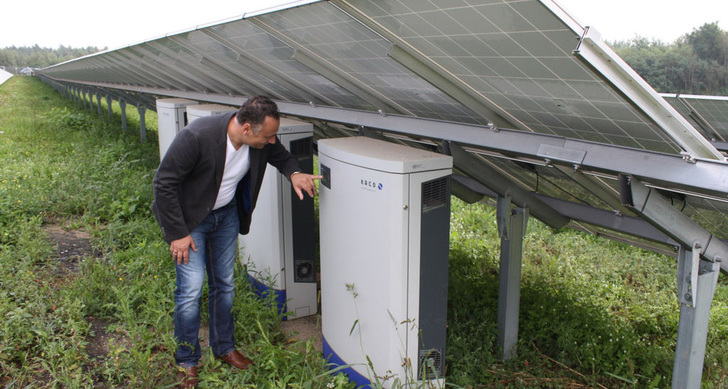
[186,103,237,124]
[156,98,198,161]
[318,137,452,388]
[240,117,317,319]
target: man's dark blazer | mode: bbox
[152,112,302,244]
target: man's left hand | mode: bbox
[291,172,323,200]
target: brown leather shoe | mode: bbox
[176,366,198,388]
[218,349,254,370]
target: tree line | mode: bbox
[612,22,727,95]
[0,45,104,72]
[1,22,726,96]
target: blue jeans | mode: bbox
[174,201,239,367]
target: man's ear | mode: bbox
[241,122,252,135]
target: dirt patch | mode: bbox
[199,323,210,348]
[43,224,101,274]
[86,317,117,362]
[281,314,323,352]
[42,224,123,374]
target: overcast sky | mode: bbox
[1,0,726,49]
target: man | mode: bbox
[152,96,321,388]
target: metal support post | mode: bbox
[672,246,720,389]
[96,93,102,116]
[137,106,147,143]
[106,95,113,117]
[496,194,529,360]
[120,100,128,133]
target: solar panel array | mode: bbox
[37,0,728,253]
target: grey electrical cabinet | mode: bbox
[155,98,198,161]
[239,118,317,320]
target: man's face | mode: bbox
[245,116,280,149]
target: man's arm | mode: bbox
[265,137,322,199]
[152,130,200,243]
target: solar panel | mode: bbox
[252,2,490,124]
[187,24,361,107]
[662,93,728,142]
[336,0,690,154]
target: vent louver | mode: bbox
[289,137,312,158]
[422,177,449,212]
[418,348,444,379]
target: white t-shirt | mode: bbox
[213,135,250,210]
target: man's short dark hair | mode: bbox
[236,95,280,133]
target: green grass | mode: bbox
[1,76,727,388]
[446,192,728,387]
[0,77,347,388]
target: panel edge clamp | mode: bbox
[536,143,587,165]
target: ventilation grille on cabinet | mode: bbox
[294,259,315,283]
[422,177,450,212]
[289,137,312,158]
[418,348,444,380]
